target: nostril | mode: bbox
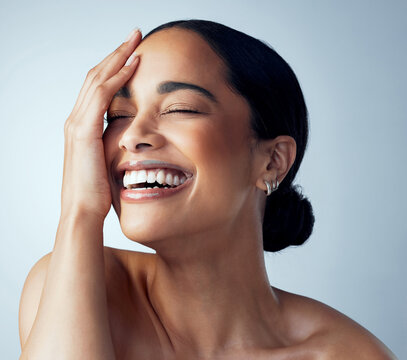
[135,143,153,149]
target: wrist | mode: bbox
[59,208,106,228]
[55,210,105,249]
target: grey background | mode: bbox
[1,0,405,358]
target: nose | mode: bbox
[118,115,166,153]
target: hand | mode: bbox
[61,29,142,220]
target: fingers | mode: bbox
[66,53,140,141]
[65,28,142,142]
[83,55,141,127]
[89,29,142,87]
[70,29,142,116]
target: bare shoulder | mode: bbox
[273,287,397,359]
[18,247,153,350]
[19,252,52,348]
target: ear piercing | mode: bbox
[264,179,279,196]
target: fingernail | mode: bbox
[125,52,139,66]
[125,28,140,42]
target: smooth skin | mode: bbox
[19,28,396,359]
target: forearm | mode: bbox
[20,211,115,360]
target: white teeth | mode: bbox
[165,173,173,186]
[129,171,137,185]
[123,173,129,188]
[147,170,156,183]
[123,168,188,188]
[123,172,131,188]
[137,170,147,183]
[156,170,166,184]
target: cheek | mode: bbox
[194,116,251,179]
[176,118,253,225]
[175,113,250,165]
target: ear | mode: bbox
[254,135,297,193]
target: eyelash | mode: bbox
[104,108,200,123]
[104,115,127,124]
[162,108,201,116]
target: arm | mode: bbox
[19,28,142,359]
[20,214,113,360]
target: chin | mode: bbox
[118,209,183,247]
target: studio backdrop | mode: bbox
[0,0,405,358]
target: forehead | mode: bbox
[126,28,227,92]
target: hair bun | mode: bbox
[262,184,315,252]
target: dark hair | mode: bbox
[145,19,315,252]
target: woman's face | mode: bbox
[103,28,259,247]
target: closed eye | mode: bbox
[162,109,200,115]
[104,113,132,124]
[104,109,201,124]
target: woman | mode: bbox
[18,20,395,359]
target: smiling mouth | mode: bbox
[119,166,194,202]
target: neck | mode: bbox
[145,218,284,358]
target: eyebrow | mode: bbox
[157,81,218,103]
[113,81,218,103]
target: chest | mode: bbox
[102,250,320,360]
